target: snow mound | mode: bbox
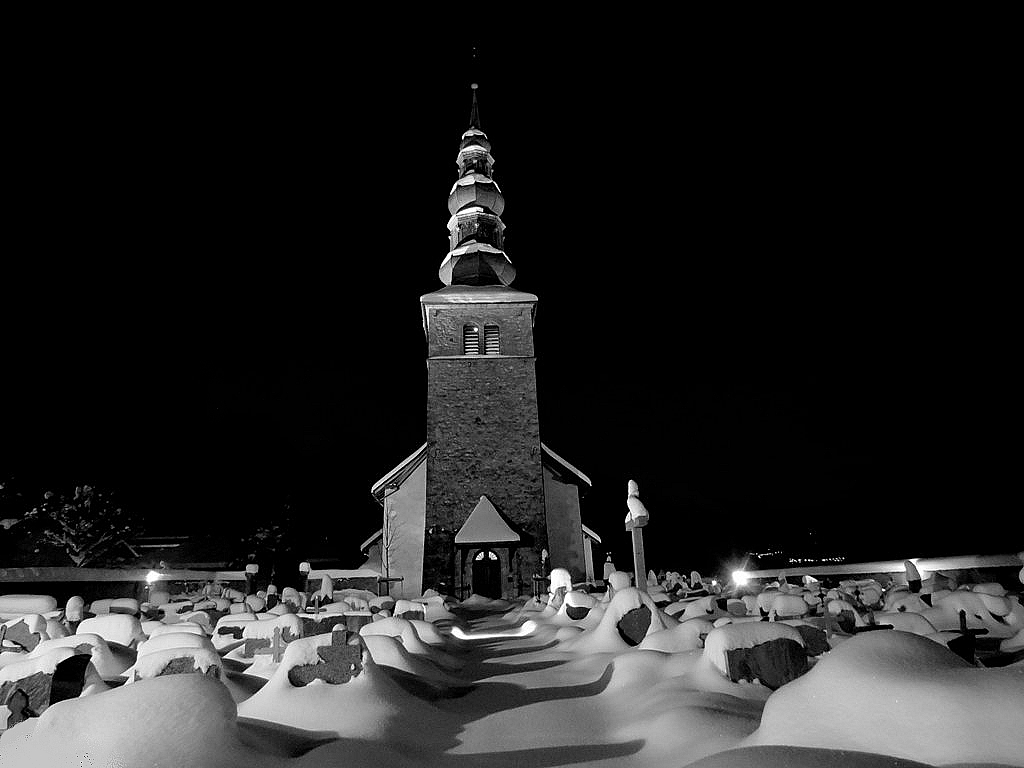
[124,646,222,682]
[746,630,1024,766]
[639,617,714,653]
[137,631,215,658]
[147,621,207,639]
[407,619,447,646]
[685,745,938,768]
[24,633,126,678]
[459,594,512,610]
[237,635,451,742]
[77,614,146,648]
[680,595,728,621]
[562,587,677,654]
[920,589,1023,637]
[0,595,57,620]
[0,647,78,683]
[1,614,48,648]
[241,614,302,641]
[0,672,271,767]
[88,597,139,615]
[359,617,459,667]
[361,633,460,685]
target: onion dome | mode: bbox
[439,84,515,288]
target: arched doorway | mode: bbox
[472,549,502,598]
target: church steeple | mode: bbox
[439,83,517,287]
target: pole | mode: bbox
[632,526,647,593]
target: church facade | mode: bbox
[368,86,599,600]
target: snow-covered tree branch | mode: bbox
[21,485,138,567]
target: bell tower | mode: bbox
[420,84,547,596]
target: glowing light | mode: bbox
[732,570,751,586]
[145,570,160,585]
[450,620,537,641]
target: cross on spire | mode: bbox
[470,82,481,130]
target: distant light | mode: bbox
[145,570,160,584]
[732,570,751,586]
[711,579,718,586]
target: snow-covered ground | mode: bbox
[0,570,1022,768]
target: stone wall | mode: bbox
[424,354,547,595]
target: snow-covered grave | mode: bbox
[0,554,1022,766]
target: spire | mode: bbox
[469,82,481,130]
[438,83,516,288]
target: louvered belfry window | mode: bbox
[484,324,500,355]
[463,324,481,355]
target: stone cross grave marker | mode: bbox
[252,626,287,663]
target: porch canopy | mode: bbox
[453,495,523,599]
[455,495,520,546]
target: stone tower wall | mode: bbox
[423,302,547,594]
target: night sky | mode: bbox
[2,29,1016,575]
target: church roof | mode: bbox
[360,529,382,553]
[455,495,521,545]
[371,443,428,498]
[541,442,592,487]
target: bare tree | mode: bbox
[381,500,401,578]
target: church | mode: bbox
[365,85,601,600]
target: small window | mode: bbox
[463,324,480,355]
[474,549,499,561]
[484,324,500,355]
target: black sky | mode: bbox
[2,27,1018,574]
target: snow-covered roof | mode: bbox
[445,242,506,259]
[582,524,602,544]
[420,285,538,305]
[449,174,502,194]
[455,495,520,545]
[370,443,428,497]
[541,442,592,486]
[360,529,382,553]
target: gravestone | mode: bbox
[298,614,348,637]
[725,638,808,690]
[217,625,245,640]
[3,688,36,728]
[243,626,298,660]
[793,624,829,656]
[250,627,287,663]
[946,609,988,664]
[565,603,590,621]
[1,620,43,652]
[344,612,374,634]
[137,655,221,681]
[287,633,363,687]
[616,605,652,646]
[396,605,424,621]
[47,653,91,704]
[0,653,92,722]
